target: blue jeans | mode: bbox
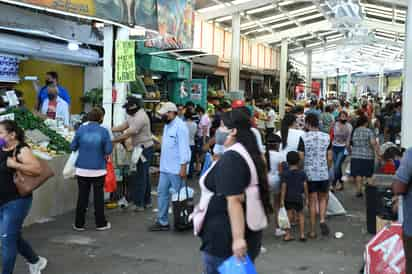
[157,172,183,225]
[332,146,346,186]
[134,146,154,207]
[0,197,39,274]
[202,252,225,274]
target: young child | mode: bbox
[280,151,309,242]
[266,133,286,237]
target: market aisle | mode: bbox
[13,184,370,274]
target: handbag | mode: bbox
[13,146,55,196]
[172,181,194,231]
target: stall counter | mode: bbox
[24,154,78,226]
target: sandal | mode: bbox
[308,232,317,239]
[283,236,295,242]
[299,237,307,242]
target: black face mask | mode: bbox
[45,80,53,86]
[161,115,171,124]
[340,119,347,124]
[126,109,138,116]
[48,93,56,100]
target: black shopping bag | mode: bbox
[172,181,194,231]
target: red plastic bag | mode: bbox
[104,157,117,193]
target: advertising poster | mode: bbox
[11,0,158,29]
[115,40,136,83]
[145,0,194,49]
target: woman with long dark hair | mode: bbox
[0,120,47,274]
[279,113,304,153]
[196,109,271,274]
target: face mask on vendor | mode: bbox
[161,114,172,124]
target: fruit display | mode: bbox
[6,108,71,154]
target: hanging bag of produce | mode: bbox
[63,151,78,180]
[104,156,117,193]
[13,145,55,196]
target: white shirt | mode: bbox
[278,128,305,154]
[41,96,70,126]
[251,127,265,154]
[265,109,276,129]
[186,121,197,146]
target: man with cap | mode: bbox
[149,102,191,231]
[112,95,154,211]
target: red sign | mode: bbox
[365,223,405,274]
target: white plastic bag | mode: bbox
[278,207,290,230]
[327,191,346,216]
[63,151,78,180]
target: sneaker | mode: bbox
[145,203,153,209]
[275,228,286,237]
[72,225,86,232]
[96,222,111,231]
[148,222,170,232]
[29,256,47,274]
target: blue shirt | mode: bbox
[70,122,112,170]
[38,85,71,106]
[395,148,412,236]
[160,117,191,175]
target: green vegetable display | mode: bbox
[7,108,71,153]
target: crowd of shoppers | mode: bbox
[4,89,410,274]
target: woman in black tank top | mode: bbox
[0,120,47,274]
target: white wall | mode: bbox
[84,66,103,93]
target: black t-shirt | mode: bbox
[0,147,22,206]
[281,169,307,202]
[200,151,262,259]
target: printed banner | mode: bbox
[145,0,194,49]
[9,0,158,29]
[115,40,136,83]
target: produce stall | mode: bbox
[0,107,78,226]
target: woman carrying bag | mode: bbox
[194,109,271,274]
[71,108,113,231]
[0,120,48,274]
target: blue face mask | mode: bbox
[215,128,230,146]
[0,137,6,149]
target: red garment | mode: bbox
[380,160,396,175]
[46,100,57,119]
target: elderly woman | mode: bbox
[40,86,70,126]
[71,108,112,231]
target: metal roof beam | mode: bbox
[255,20,332,43]
[198,0,276,21]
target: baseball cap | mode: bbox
[231,100,245,109]
[158,102,178,115]
[122,94,143,110]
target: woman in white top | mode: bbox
[266,133,286,237]
[278,113,305,153]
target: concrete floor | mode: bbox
[13,183,372,274]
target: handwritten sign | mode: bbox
[115,41,136,83]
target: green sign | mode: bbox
[115,41,136,83]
